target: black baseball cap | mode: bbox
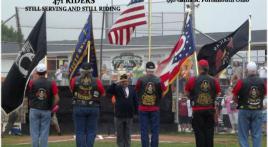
[80,62,93,72]
[146,61,156,71]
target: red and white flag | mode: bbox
[156,13,196,94]
[108,0,147,45]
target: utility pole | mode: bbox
[2,14,16,25]
[15,7,23,50]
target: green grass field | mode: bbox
[1,141,241,147]
[2,134,267,147]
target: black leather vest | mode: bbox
[73,76,101,102]
[138,75,162,106]
[189,74,216,107]
[29,77,53,110]
[238,75,265,110]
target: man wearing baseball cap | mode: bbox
[185,59,221,147]
[27,63,60,147]
[232,61,267,147]
[106,74,138,147]
[70,62,105,147]
[135,61,163,147]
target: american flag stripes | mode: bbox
[108,0,147,45]
[155,13,196,94]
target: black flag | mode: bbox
[2,12,47,114]
[197,20,249,76]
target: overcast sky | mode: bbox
[1,0,267,41]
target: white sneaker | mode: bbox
[230,130,235,134]
[97,135,104,140]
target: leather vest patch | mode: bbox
[196,80,213,106]
[247,86,262,109]
[29,78,53,110]
[35,88,48,100]
[238,76,265,110]
[74,76,100,101]
[141,82,157,106]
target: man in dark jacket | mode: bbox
[107,74,138,147]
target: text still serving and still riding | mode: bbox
[25,6,120,12]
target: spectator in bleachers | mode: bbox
[55,65,63,85]
[62,62,69,85]
[258,63,267,80]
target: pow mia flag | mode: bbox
[2,12,47,114]
[197,20,249,76]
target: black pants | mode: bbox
[115,117,133,147]
[192,110,215,147]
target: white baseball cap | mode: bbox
[246,61,257,71]
[36,63,47,73]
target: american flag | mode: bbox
[108,0,147,45]
[155,13,196,94]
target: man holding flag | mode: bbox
[185,59,221,147]
[232,61,267,147]
[70,62,105,147]
[135,61,163,147]
[27,63,60,147]
[68,13,105,147]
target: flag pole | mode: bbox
[247,15,252,62]
[44,11,48,78]
[44,56,48,78]
[87,42,91,62]
[148,0,152,61]
[189,2,198,75]
[99,10,105,78]
[15,7,23,50]
[88,11,92,63]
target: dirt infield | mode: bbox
[2,134,239,145]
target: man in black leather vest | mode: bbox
[27,63,60,147]
[70,62,105,147]
[185,59,221,147]
[232,61,267,147]
[135,61,163,147]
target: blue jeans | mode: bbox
[139,111,160,147]
[73,106,100,147]
[238,109,263,147]
[29,108,51,147]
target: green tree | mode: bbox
[1,21,24,42]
